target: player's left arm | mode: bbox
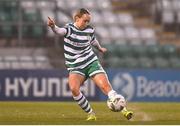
[47,17,67,36]
[91,39,107,53]
[90,29,107,53]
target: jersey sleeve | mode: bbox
[50,25,67,36]
[90,29,97,44]
[63,24,71,38]
[54,25,67,36]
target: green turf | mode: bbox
[0,102,180,125]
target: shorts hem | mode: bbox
[70,71,86,77]
[89,70,106,77]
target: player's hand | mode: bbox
[99,47,107,53]
[47,17,55,28]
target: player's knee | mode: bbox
[69,84,79,96]
[100,84,109,92]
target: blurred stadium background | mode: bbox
[0,0,180,124]
[0,0,180,69]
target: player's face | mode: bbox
[76,14,91,30]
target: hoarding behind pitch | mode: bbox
[0,69,180,102]
[0,70,99,101]
[101,69,180,102]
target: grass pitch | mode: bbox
[0,102,180,125]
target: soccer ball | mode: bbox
[107,95,126,112]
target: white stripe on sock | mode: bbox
[73,92,83,101]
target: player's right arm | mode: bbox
[47,17,67,36]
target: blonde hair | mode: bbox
[73,8,90,21]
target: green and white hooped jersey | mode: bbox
[63,23,98,71]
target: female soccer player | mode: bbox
[47,8,133,121]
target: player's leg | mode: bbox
[91,73,133,120]
[87,60,122,99]
[68,72,96,121]
[87,60,133,120]
[90,73,120,100]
